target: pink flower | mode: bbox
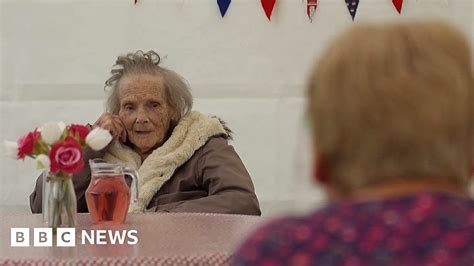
[49,137,84,174]
[68,124,90,141]
[17,129,40,159]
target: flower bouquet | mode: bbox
[5,122,112,232]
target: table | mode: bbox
[0,213,266,265]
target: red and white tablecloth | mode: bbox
[0,213,265,265]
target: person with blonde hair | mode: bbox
[232,21,473,265]
[30,50,261,215]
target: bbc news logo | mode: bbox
[11,228,138,247]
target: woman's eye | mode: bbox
[124,105,134,111]
[151,102,160,108]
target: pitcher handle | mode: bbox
[122,167,139,203]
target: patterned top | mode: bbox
[232,192,474,266]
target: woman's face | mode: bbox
[118,74,175,156]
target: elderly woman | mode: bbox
[30,51,261,215]
[233,21,474,265]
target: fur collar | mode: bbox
[103,111,229,213]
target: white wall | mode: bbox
[1,0,472,216]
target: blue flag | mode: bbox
[217,0,232,17]
[345,0,359,21]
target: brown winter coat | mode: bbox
[30,112,261,215]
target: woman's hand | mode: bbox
[92,113,127,143]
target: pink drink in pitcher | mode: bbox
[86,175,130,224]
[86,159,138,224]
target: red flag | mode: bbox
[392,0,403,14]
[134,0,138,4]
[307,0,318,22]
[261,0,276,21]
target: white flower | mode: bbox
[4,140,18,159]
[35,154,50,170]
[57,122,66,133]
[86,127,113,151]
[41,122,63,145]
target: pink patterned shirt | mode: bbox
[232,192,474,266]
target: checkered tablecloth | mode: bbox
[1,254,230,266]
[1,213,266,266]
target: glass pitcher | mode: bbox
[86,159,139,224]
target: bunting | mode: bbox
[131,0,420,20]
[392,0,403,14]
[261,0,276,21]
[345,0,360,21]
[217,0,232,17]
[307,0,318,22]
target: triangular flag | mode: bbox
[217,0,232,17]
[345,0,360,21]
[261,0,276,21]
[307,0,318,22]
[134,0,138,4]
[392,0,403,14]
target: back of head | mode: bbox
[307,21,473,195]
